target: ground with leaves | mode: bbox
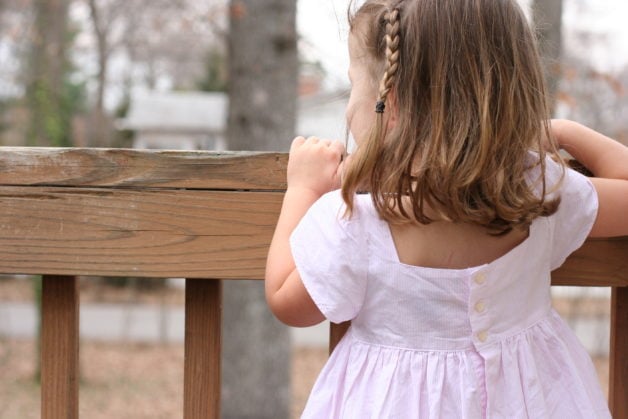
[0,340,327,419]
[0,278,325,418]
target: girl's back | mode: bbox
[389,214,528,270]
[265,0,628,417]
[290,159,609,418]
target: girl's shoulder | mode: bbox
[312,190,376,223]
[524,151,594,200]
[531,153,599,269]
[299,191,379,250]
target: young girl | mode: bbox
[266,0,628,417]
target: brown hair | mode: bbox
[341,0,562,235]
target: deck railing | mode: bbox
[0,147,626,418]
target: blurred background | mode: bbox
[0,0,625,418]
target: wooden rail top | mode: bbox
[0,147,286,279]
[0,146,626,285]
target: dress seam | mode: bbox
[349,334,477,354]
[474,308,553,348]
[349,309,554,353]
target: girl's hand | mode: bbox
[548,119,628,238]
[287,136,346,197]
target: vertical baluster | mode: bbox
[609,286,627,417]
[184,279,222,418]
[41,275,79,419]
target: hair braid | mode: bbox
[375,8,400,113]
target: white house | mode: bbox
[117,91,228,151]
[117,89,349,151]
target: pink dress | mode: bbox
[290,157,611,418]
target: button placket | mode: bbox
[470,270,490,345]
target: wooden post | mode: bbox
[609,286,627,417]
[41,275,79,419]
[184,279,222,418]
[329,321,351,355]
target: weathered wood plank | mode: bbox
[551,237,628,287]
[0,186,282,279]
[0,147,287,190]
[0,184,626,284]
[41,275,79,419]
[184,279,222,419]
[610,286,628,417]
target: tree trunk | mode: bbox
[87,0,110,147]
[227,0,298,151]
[223,1,298,418]
[26,0,71,147]
[25,0,71,380]
[532,0,563,114]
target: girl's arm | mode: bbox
[551,119,628,237]
[265,136,345,327]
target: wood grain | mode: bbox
[610,287,628,417]
[41,275,79,419]
[552,238,628,287]
[0,186,282,279]
[184,279,222,419]
[0,183,625,284]
[0,147,287,190]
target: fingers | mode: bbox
[290,136,306,151]
[287,135,346,194]
[292,136,345,159]
[305,136,329,146]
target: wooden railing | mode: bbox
[0,147,626,418]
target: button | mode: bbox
[474,272,486,285]
[477,330,488,342]
[474,301,486,313]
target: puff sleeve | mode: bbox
[290,191,368,323]
[546,158,599,270]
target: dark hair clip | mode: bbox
[375,100,386,113]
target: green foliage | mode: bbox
[25,16,87,147]
[196,48,228,92]
[114,90,131,119]
[26,78,85,147]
